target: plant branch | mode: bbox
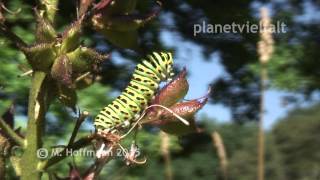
[67,111,89,146]
[39,0,59,23]
[0,117,24,147]
[39,134,95,170]
[160,132,173,180]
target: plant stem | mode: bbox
[67,111,89,146]
[20,71,47,180]
[40,0,58,23]
[0,118,24,147]
[258,66,267,180]
[211,131,228,180]
[160,132,173,180]
[39,135,94,170]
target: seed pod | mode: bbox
[51,55,73,87]
[67,46,108,73]
[157,98,208,135]
[144,91,209,136]
[161,98,208,122]
[22,43,56,71]
[60,18,82,53]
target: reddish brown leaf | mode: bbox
[154,97,208,125]
[143,91,209,135]
[152,68,189,107]
[93,0,113,12]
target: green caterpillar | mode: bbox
[94,52,174,133]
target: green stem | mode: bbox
[20,71,47,180]
[67,111,89,146]
[39,0,59,23]
[0,118,24,147]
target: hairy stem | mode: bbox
[39,0,59,23]
[20,71,47,180]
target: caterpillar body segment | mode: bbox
[94,52,174,132]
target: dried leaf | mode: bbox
[152,68,188,107]
[162,98,208,121]
[145,94,209,135]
